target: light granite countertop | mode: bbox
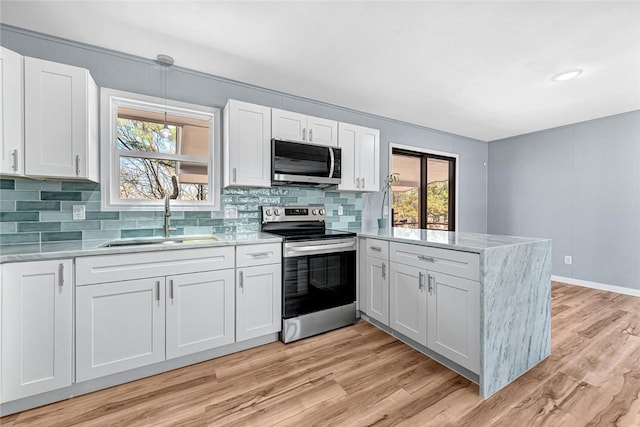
[0,232,282,264]
[332,226,550,254]
[0,227,551,263]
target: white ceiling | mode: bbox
[2,1,639,141]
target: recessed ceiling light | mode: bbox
[551,69,583,82]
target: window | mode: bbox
[100,88,220,211]
[390,146,457,231]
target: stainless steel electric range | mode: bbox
[261,206,357,343]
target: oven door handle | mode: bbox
[285,241,356,257]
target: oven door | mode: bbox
[282,238,357,319]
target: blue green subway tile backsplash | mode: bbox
[0,178,362,246]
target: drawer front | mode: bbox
[390,242,479,281]
[365,238,389,260]
[76,246,235,286]
[236,243,282,267]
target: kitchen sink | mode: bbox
[99,235,219,248]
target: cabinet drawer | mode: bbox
[236,243,281,267]
[365,238,389,259]
[390,242,479,281]
[76,246,235,286]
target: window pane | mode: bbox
[117,118,178,155]
[426,158,450,230]
[392,154,420,228]
[119,156,208,201]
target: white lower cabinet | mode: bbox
[361,241,481,374]
[361,239,390,325]
[166,270,235,359]
[427,271,480,373]
[1,260,73,402]
[235,243,282,342]
[76,277,165,382]
[75,247,236,382]
[389,262,427,346]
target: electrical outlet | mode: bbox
[72,205,85,220]
[338,205,344,215]
[564,255,572,265]
[224,206,238,219]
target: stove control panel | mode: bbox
[262,205,327,223]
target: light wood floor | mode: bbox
[3,281,640,426]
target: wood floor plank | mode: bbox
[4,282,640,426]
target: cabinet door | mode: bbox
[224,100,271,188]
[427,271,480,373]
[389,262,427,346]
[337,122,359,191]
[24,57,90,179]
[76,278,165,382]
[307,115,338,147]
[236,264,282,342]
[358,127,380,191]
[1,260,72,402]
[365,256,389,325]
[0,47,24,176]
[272,108,307,142]
[166,270,235,359]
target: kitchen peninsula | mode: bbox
[349,227,551,398]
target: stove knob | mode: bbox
[312,209,318,215]
[265,209,272,216]
[274,209,280,216]
[319,208,325,215]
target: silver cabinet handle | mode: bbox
[418,255,435,263]
[239,271,244,290]
[75,154,80,176]
[58,263,64,287]
[362,177,365,188]
[233,167,237,183]
[302,128,307,141]
[419,272,424,291]
[369,246,382,252]
[11,149,18,171]
[382,262,386,279]
[170,279,174,300]
[156,281,160,301]
[309,128,313,142]
[428,274,434,295]
[249,252,270,258]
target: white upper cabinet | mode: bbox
[272,108,337,147]
[24,57,99,181]
[0,47,24,176]
[337,122,380,192]
[223,99,271,188]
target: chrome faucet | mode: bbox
[163,194,177,238]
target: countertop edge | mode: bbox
[0,234,283,264]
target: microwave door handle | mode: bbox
[328,147,335,178]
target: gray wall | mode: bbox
[488,111,640,290]
[0,25,488,233]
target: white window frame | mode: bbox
[388,142,460,231]
[100,88,221,211]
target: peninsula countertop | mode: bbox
[332,227,550,254]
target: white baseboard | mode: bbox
[552,275,640,298]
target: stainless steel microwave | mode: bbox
[271,139,341,188]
